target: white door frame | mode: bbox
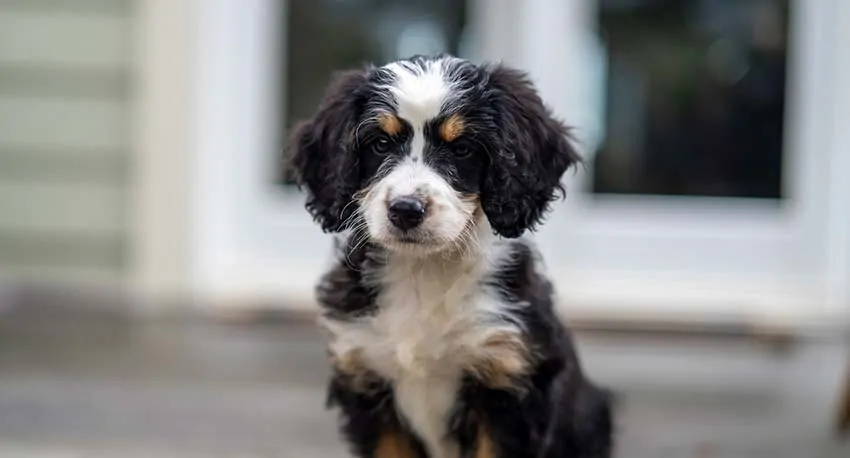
[131,0,850,329]
[129,0,198,306]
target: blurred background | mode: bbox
[0,0,848,456]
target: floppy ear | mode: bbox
[288,69,368,232]
[480,64,582,238]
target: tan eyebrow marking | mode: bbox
[439,114,465,142]
[378,113,402,136]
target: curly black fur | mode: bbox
[288,69,369,232]
[479,65,582,237]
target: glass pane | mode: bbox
[278,0,469,185]
[590,0,790,199]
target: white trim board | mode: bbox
[127,0,198,305]
[199,264,847,333]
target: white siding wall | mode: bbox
[0,0,134,281]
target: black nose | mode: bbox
[387,196,426,230]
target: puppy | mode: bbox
[288,54,613,458]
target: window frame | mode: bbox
[514,0,849,325]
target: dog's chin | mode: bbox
[371,227,466,258]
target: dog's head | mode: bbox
[289,54,580,256]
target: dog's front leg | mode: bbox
[471,378,614,458]
[455,332,542,458]
[471,388,542,458]
[326,362,426,458]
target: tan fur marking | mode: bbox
[439,114,465,142]
[329,347,366,375]
[474,425,495,458]
[466,331,532,390]
[327,347,385,393]
[375,430,417,458]
[322,314,383,393]
[379,114,402,136]
[460,193,480,203]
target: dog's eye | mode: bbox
[374,137,392,154]
[454,146,473,159]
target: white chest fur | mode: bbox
[324,249,521,458]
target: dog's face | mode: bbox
[289,55,580,256]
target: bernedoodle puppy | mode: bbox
[288,54,614,458]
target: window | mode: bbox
[591,0,790,199]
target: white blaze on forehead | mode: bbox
[383,59,453,160]
[382,158,440,200]
[383,60,451,125]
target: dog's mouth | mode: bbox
[389,228,428,244]
[380,230,442,252]
[366,226,446,256]
[376,220,480,258]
